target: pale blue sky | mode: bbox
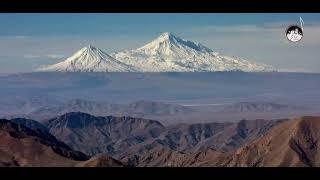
[1,13,320,73]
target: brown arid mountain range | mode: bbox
[126,116,320,167]
[0,119,124,167]
[45,112,285,157]
[216,116,320,167]
[1,114,320,167]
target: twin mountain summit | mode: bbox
[37,32,275,72]
[4,33,320,168]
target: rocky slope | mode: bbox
[167,116,320,167]
[0,119,89,166]
[46,112,166,156]
[11,118,49,133]
[218,116,320,167]
[0,119,128,167]
[77,154,125,167]
[46,112,284,159]
[3,114,320,167]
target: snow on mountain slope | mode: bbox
[37,45,136,72]
[36,33,275,72]
[111,32,275,72]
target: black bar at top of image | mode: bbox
[0,0,319,12]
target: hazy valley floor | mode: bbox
[1,72,320,125]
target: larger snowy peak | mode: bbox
[137,32,214,55]
[111,32,275,72]
[36,45,136,72]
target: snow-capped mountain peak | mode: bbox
[137,32,213,55]
[111,32,275,72]
[142,32,180,46]
[150,32,174,42]
[36,45,136,72]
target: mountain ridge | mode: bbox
[45,112,285,158]
[0,118,127,167]
[3,113,320,167]
[0,119,89,166]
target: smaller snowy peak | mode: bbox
[81,45,103,54]
[72,45,109,60]
[36,45,136,72]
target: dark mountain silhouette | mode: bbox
[0,119,88,166]
[11,118,49,133]
[0,119,125,167]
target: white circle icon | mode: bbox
[286,25,303,42]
